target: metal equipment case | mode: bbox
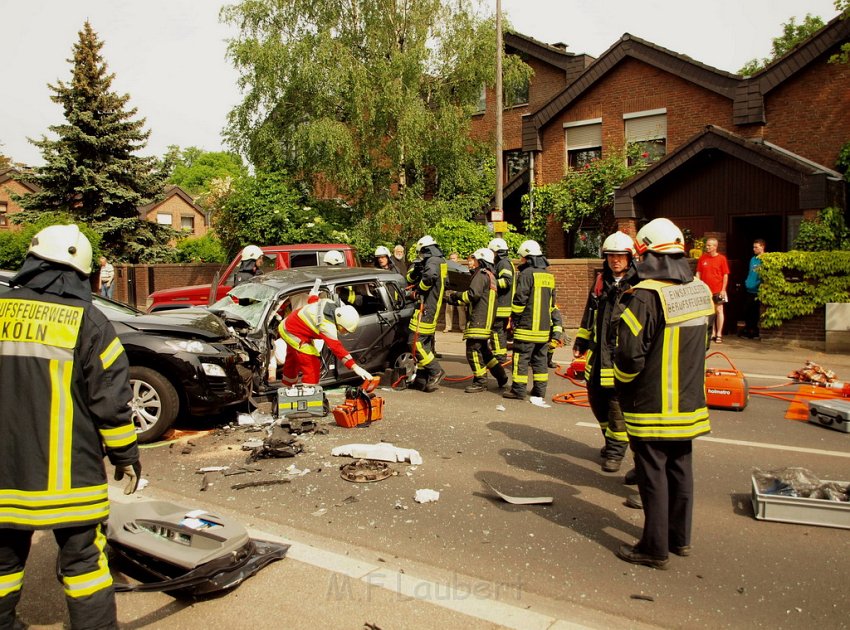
[806,398,850,433]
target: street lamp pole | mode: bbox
[495,0,503,237]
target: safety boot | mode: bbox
[602,458,623,473]
[423,368,446,393]
[502,389,526,400]
[616,544,668,570]
[464,378,487,393]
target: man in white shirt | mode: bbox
[99,256,115,299]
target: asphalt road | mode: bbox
[17,334,850,629]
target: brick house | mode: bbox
[138,185,208,238]
[0,167,38,231]
[469,32,595,226]
[519,13,849,262]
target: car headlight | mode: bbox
[201,363,227,377]
[165,339,217,354]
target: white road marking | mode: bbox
[574,422,850,458]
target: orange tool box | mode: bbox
[705,351,749,411]
[332,377,385,428]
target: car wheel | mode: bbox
[391,346,416,381]
[128,366,179,443]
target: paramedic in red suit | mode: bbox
[278,280,373,384]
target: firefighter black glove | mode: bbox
[114,461,142,495]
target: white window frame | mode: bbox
[564,118,602,170]
[156,213,173,226]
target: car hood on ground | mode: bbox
[120,309,231,340]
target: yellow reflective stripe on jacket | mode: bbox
[409,318,437,335]
[99,337,124,370]
[0,501,110,528]
[0,299,83,348]
[576,327,592,341]
[279,327,320,356]
[620,308,642,337]
[624,410,711,439]
[513,329,550,343]
[63,527,112,598]
[0,570,24,597]
[613,363,638,383]
[661,327,679,415]
[0,484,108,507]
[48,359,74,492]
[99,423,137,449]
[599,367,615,388]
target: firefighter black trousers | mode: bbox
[465,338,507,385]
[0,524,117,630]
[510,340,549,398]
[408,331,441,381]
[490,317,510,359]
[586,384,629,461]
[632,440,694,559]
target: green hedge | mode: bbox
[758,251,850,328]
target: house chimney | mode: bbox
[552,42,568,51]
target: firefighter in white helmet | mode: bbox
[279,280,372,385]
[445,248,508,393]
[374,245,392,270]
[323,250,345,266]
[487,237,515,363]
[613,217,714,569]
[502,240,558,402]
[573,231,638,475]
[406,235,447,392]
[234,244,264,285]
[0,224,140,629]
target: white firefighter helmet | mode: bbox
[28,224,93,276]
[334,304,360,333]
[374,245,391,257]
[601,231,636,256]
[415,235,436,253]
[241,245,263,262]
[517,239,543,258]
[323,250,345,266]
[488,237,508,253]
[473,248,495,265]
[635,218,685,255]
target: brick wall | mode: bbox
[0,178,30,232]
[763,56,850,169]
[761,308,826,345]
[111,263,222,309]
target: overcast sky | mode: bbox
[1,0,841,166]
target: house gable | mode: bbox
[138,185,208,238]
[0,168,39,231]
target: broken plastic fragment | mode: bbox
[483,480,553,505]
[496,404,506,412]
[331,442,423,465]
[529,396,551,408]
[414,489,440,503]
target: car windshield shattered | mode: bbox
[209,282,278,329]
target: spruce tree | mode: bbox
[17,21,174,262]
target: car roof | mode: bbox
[254,266,405,290]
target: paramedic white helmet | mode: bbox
[415,235,436,253]
[635,218,685,255]
[374,246,391,257]
[601,231,636,256]
[28,224,93,276]
[323,250,345,266]
[517,239,543,258]
[241,245,263,262]
[488,237,508,253]
[472,248,495,265]
[334,304,360,333]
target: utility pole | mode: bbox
[494,0,504,238]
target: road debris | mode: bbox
[196,466,230,473]
[483,480,553,505]
[414,489,440,503]
[529,396,551,408]
[630,594,655,602]
[331,442,423,465]
[231,479,292,490]
[340,459,396,483]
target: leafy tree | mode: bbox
[163,146,247,198]
[520,146,646,253]
[832,0,850,64]
[175,233,228,263]
[213,170,355,257]
[221,0,530,236]
[793,207,850,251]
[836,140,850,181]
[13,21,174,263]
[0,212,101,271]
[739,14,825,75]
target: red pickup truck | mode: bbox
[147,244,359,312]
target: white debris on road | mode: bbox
[414,489,440,503]
[331,442,423,465]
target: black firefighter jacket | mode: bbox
[407,249,447,336]
[575,266,637,388]
[454,266,497,340]
[613,259,714,441]
[0,286,139,530]
[493,255,516,319]
[511,262,557,344]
